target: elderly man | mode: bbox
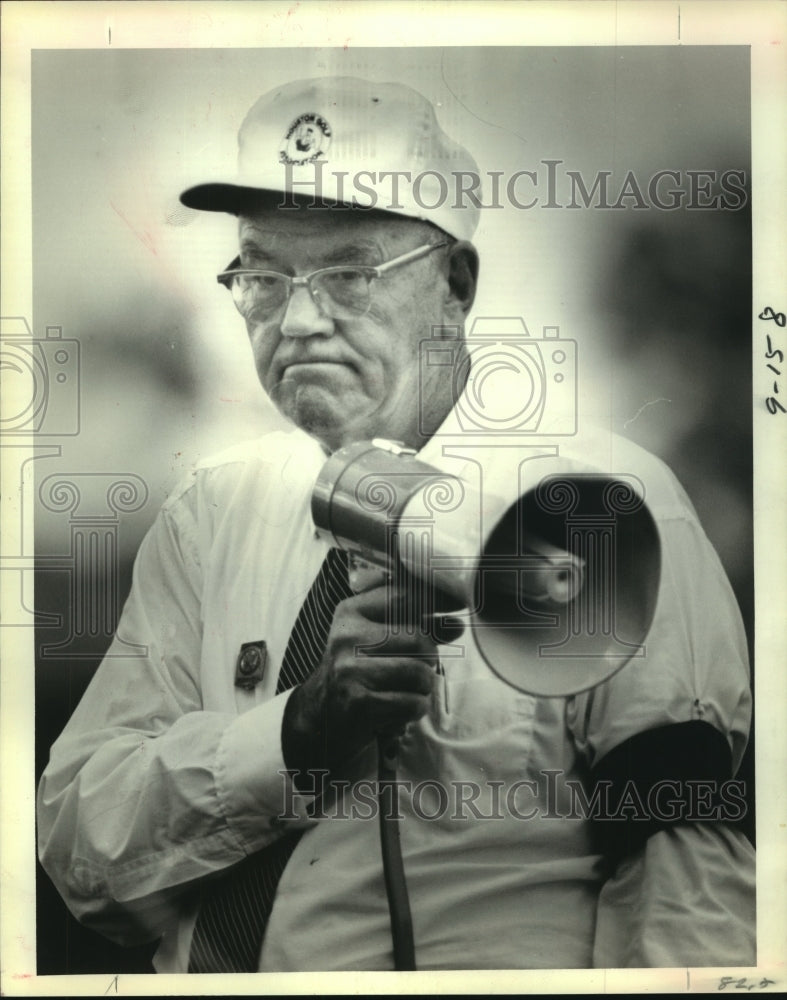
[37,77,755,973]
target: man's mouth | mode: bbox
[280,358,357,377]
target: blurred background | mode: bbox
[28,46,752,973]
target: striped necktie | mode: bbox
[188,547,352,973]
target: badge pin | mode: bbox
[235,640,268,690]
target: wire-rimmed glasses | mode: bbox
[217,241,449,321]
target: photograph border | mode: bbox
[2,1,785,995]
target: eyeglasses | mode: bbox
[217,241,449,321]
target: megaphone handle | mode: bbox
[377,733,417,971]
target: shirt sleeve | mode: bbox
[592,823,756,967]
[567,511,752,774]
[36,478,312,946]
[567,497,755,967]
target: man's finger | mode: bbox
[426,614,466,646]
[345,657,436,696]
[348,584,458,625]
[365,689,434,731]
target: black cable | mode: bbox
[377,734,416,971]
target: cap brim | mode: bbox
[180,182,355,216]
[179,182,292,215]
[180,180,464,239]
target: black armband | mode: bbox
[588,720,734,862]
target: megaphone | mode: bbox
[312,438,661,697]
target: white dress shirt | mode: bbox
[37,412,755,970]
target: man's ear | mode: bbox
[445,241,479,318]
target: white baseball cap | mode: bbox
[180,76,480,241]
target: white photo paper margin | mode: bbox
[1,1,785,995]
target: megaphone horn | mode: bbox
[311,439,661,697]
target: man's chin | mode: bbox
[277,386,363,452]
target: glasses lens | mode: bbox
[313,268,372,314]
[231,273,289,319]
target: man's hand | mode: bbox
[281,583,456,781]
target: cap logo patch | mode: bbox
[279,112,332,165]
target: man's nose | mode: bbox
[279,283,334,339]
